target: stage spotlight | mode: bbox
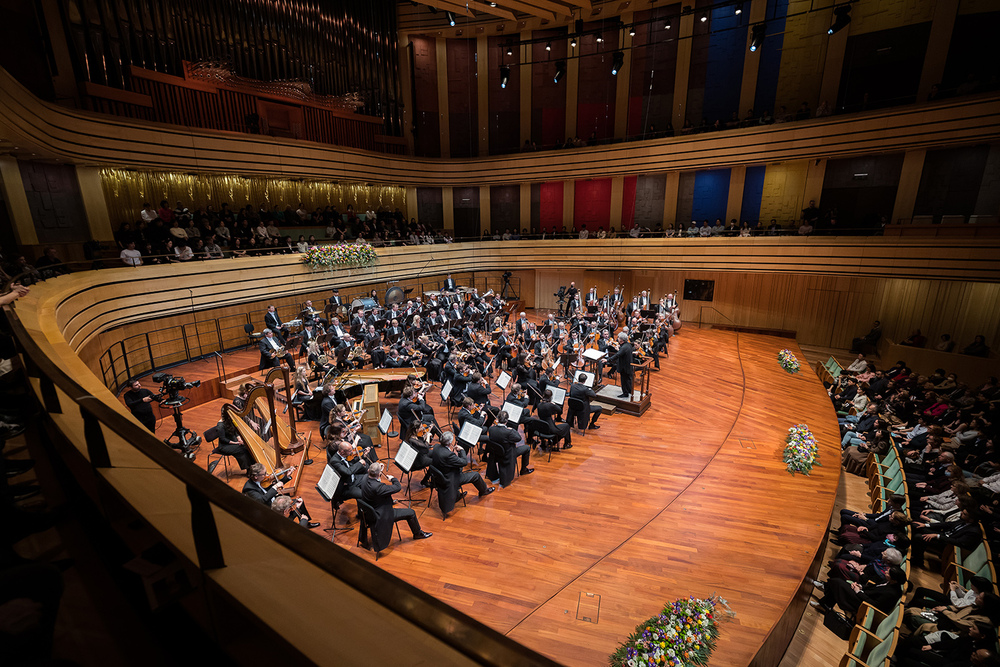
[506,45,513,56]
[545,41,551,51]
[554,60,565,83]
[596,33,604,42]
[611,51,624,75]
[570,36,578,48]
[749,23,765,52]
[700,12,708,22]
[735,4,742,14]
[500,65,510,88]
[665,18,672,29]
[629,26,636,37]
[489,1,497,5]
[828,5,851,35]
[446,11,456,26]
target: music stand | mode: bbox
[458,421,483,451]
[496,371,512,391]
[316,465,343,540]
[501,401,523,426]
[549,386,567,407]
[377,408,397,460]
[393,440,422,508]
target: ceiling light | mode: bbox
[506,45,513,56]
[554,60,565,83]
[735,5,742,14]
[749,23,765,52]
[446,11,456,26]
[500,66,510,88]
[570,36,578,48]
[611,51,624,75]
[665,19,672,29]
[700,12,708,22]
[629,26,636,37]
[596,33,604,42]
[828,5,852,35]
[545,42,551,51]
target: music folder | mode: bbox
[501,401,523,424]
[496,371,512,390]
[316,465,342,501]
[394,440,417,473]
[550,386,567,406]
[378,408,392,434]
[582,348,606,361]
[458,421,482,447]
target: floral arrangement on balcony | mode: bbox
[610,595,733,667]
[784,424,821,476]
[303,243,378,269]
[777,349,800,374]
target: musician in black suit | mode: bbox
[264,305,286,343]
[430,432,494,516]
[364,325,386,368]
[319,384,338,438]
[242,463,284,505]
[398,386,437,436]
[329,441,367,502]
[536,389,571,449]
[607,332,634,399]
[565,281,579,313]
[463,373,492,407]
[485,411,533,485]
[443,274,457,292]
[361,462,432,548]
[329,288,344,308]
[569,373,602,430]
[505,384,531,421]
[258,329,294,370]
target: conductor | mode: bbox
[607,332,634,399]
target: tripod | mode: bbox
[501,276,518,300]
[162,398,202,458]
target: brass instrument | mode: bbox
[268,345,287,358]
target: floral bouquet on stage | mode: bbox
[610,595,734,667]
[784,424,820,475]
[777,349,800,374]
[303,243,378,269]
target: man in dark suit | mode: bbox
[811,566,905,617]
[430,432,494,516]
[258,329,294,370]
[329,288,343,308]
[329,441,367,503]
[264,305,285,342]
[607,332,634,399]
[536,389,571,449]
[485,411,532,486]
[569,373,602,430]
[242,463,283,505]
[443,274,457,292]
[515,312,530,338]
[361,461,431,550]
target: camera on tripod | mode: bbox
[152,372,201,407]
[554,286,567,301]
[152,373,202,458]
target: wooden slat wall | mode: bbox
[4,67,999,187]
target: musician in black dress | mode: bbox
[215,416,254,471]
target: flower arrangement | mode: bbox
[784,424,821,475]
[610,595,733,667]
[777,349,800,374]
[302,243,378,268]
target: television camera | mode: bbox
[151,373,202,458]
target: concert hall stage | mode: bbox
[153,325,841,667]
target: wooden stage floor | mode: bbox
[150,325,841,666]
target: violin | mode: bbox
[261,465,297,488]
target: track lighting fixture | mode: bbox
[611,51,624,75]
[554,60,565,83]
[749,23,765,52]
[446,11,456,26]
[828,5,851,35]
[500,65,510,88]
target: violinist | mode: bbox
[535,389,572,450]
[457,397,487,432]
[327,441,367,504]
[485,410,534,486]
[242,462,291,505]
[271,495,321,529]
[384,347,409,368]
[398,385,438,435]
[597,328,616,382]
[513,353,534,385]
[464,371,492,407]
[361,462,433,545]
[496,326,514,370]
[569,372,603,430]
[331,406,379,458]
[505,383,532,422]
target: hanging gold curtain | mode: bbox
[101,169,406,227]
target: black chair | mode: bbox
[356,498,400,561]
[244,323,259,349]
[566,396,588,435]
[523,417,559,462]
[204,426,233,479]
[422,465,466,520]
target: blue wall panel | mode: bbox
[741,165,767,224]
[702,8,747,123]
[753,0,789,117]
[691,169,731,222]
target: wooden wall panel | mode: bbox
[530,28,568,147]
[447,39,479,158]
[411,37,441,158]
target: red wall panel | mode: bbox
[531,28,567,148]
[574,179,612,231]
[539,181,564,229]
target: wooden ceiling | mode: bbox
[414,0,592,22]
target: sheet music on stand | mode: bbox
[378,408,392,434]
[440,380,453,402]
[577,371,596,388]
[582,348,606,361]
[394,440,417,473]
[496,371,512,390]
[552,356,561,370]
[315,465,342,501]
[458,421,482,448]
[550,386,567,406]
[501,401,523,424]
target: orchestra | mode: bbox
[219,276,679,548]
